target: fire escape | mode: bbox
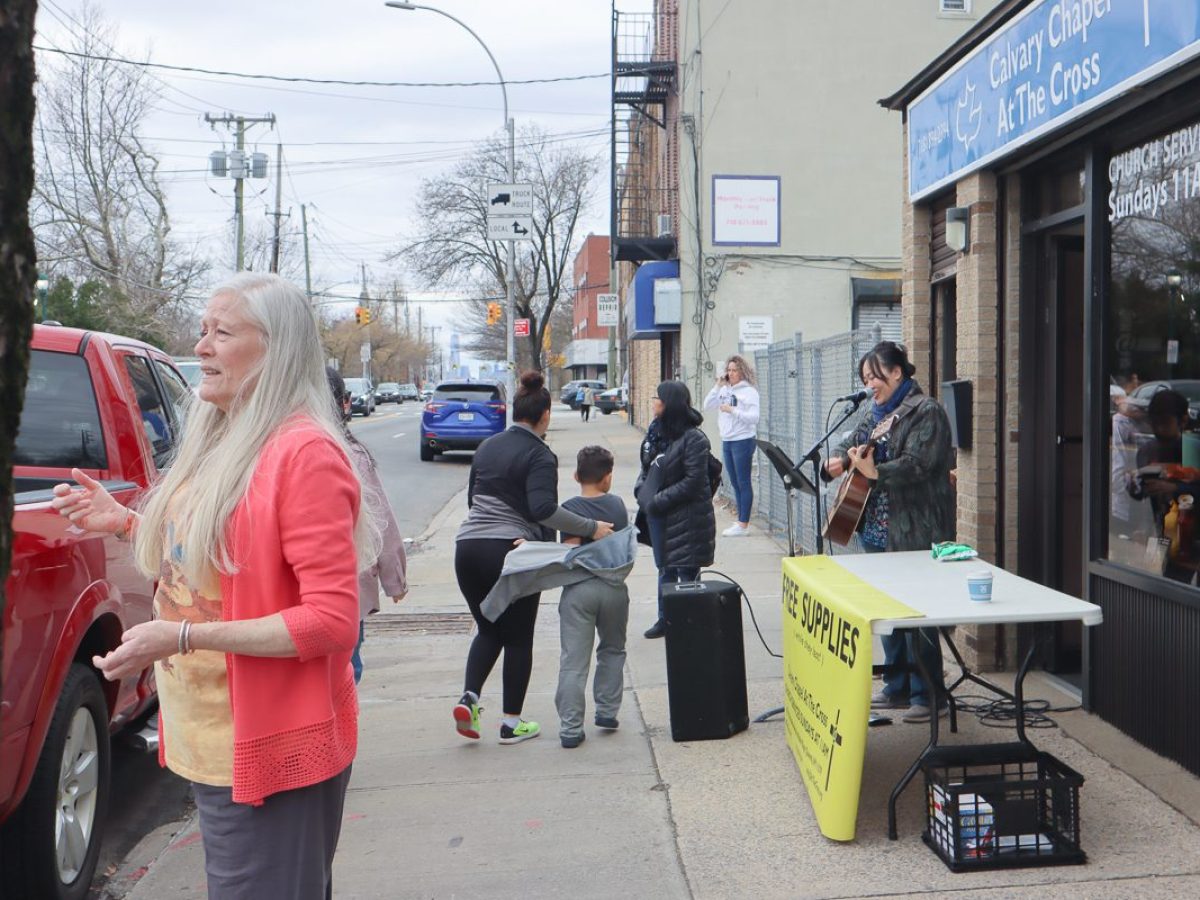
[612,5,677,263]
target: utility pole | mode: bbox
[417,307,425,385]
[300,203,313,300]
[204,113,275,271]
[359,264,372,383]
[269,143,285,273]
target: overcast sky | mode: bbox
[35,0,649,360]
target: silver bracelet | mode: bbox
[178,620,194,656]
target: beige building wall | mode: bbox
[672,0,1000,447]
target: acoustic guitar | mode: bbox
[822,414,898,546]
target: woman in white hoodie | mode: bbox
[703,355,761,536]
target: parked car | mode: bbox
[375,382,402,404]
[1126,379,1200,421]
[173,356,202,390]
[594,386,627,415]
[2,324,182,899]
[560,379,607,409]
[344,377,375,416]
[398,382,421,401]
[420,380,507,461]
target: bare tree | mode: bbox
[320,307,429,384]
[396,124,601,370]
[1,0,39,697]
[30,4,206,337]
[242,217,304,282]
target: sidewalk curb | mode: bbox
[100,811,200,899]
[413,484,468,546]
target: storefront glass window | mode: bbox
[1029,162,1085,219]
[1107,121,1200,583]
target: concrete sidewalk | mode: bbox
[124,408,1200,899]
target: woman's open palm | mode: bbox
[51,468,128,535]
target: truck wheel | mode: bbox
[420,442,435,462]
[0,664,111,900]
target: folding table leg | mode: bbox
[887,628,942,840]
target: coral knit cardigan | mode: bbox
[158,420,362,804]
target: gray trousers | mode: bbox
[555,580,630,737]
[192,765,352,900]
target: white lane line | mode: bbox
[392,433,406,438]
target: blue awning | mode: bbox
[627,260,681,340]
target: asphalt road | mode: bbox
[90,400,472,898]
[346,401,473,541]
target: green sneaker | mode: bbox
[453,693,482,740]
[498,719,540,745]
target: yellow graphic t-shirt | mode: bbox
[154,522,234,786]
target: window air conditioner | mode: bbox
[656,213,673,237]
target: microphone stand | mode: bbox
[799,395,867,556]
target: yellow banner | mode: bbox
[782,556,922,841]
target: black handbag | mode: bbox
[634,456,664,546]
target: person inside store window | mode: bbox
[1127,388,1200,577]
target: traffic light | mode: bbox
[486,301,502,326]
[354,306,371,326]
[362,308,371,325]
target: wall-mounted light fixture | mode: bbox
[945,206,971,253]
[1167,269,1183,288]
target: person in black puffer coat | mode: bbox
[637,380,716,638]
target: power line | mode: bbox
[150,70,609,117]
[37,0,249,116]
[32,44,609,88]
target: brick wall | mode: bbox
[629,339,662,430]
[953,171,1002,671]
[900,122,933,381]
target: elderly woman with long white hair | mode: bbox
[50,272,380,899]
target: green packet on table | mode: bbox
[931,541,979,562]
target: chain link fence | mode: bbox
[739,325,882,555]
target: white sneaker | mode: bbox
[722,523,749,537]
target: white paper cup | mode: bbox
[966,571,993,602]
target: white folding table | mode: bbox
[831,551,1104,839]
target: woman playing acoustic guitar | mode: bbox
[822,341,955,723]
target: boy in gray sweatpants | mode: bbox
[556,446,631,748]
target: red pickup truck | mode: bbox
[1,324,191,900]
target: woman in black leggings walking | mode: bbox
[453,371,615,744]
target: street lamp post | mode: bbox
[385,1,516,404]
[35,276,49,324]
[1168,269,1184,376]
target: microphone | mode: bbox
[835,389,870,403]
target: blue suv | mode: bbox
[420,380,507,461]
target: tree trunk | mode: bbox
[0,0,40,693]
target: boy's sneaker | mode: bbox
[453,693,482,740]
[499,719,541,744]
[594,716,619,731]
[560,732,585,749]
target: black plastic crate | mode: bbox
[922,742,1086,872]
